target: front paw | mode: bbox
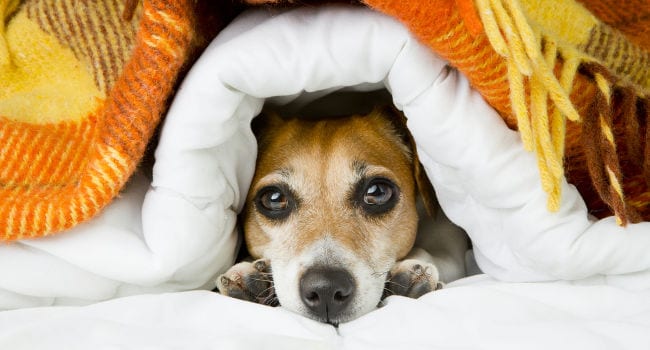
[215,259,278,306]
[384,259,443,299]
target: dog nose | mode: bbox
[300,268,355,321]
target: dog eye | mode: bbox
[262,190,287,210]
[255,186,295,220]
[364,183,393,205]
[355,178,399,216]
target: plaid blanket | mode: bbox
[1,0,647,241]
[0,0,194,240]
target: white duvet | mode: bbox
[2,275,650,350]
[1,4,650,348]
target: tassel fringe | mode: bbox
[472,0,649,224]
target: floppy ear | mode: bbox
[379,105,439,217]
[251,110,286,150]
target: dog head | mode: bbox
[242,106,434,324]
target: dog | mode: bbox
[216,106,468,325]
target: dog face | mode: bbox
[243,108,429,324]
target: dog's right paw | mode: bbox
[383,259,443,299]
[215,259,278,306]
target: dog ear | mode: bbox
[251,110,286,150]
[378,105,438,217]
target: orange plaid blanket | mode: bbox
[1,0,648,241]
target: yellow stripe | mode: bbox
[606,166,625,224]
[599,115,615,144]
[7,205,18,240]
[594,73,611,105]
[45,202,54,233]
[19,202,28,238]
[144,34,180,60]
[56,123,90,182]
[0,127,19,181]
[8,129,45,185]
[32,201,46,238]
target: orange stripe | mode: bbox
[1,0,195,240]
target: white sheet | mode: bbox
[2,276,649,349]
[1,1,649,328]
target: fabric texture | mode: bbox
[1,3,649,313]
[2,276,650,349]
[0,0,193,241]
[360,0,650,225]
[2,0,647,241]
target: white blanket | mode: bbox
[2,276,650,349]
[2,4,650,347]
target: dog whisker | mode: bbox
[385,280,408,289]
[256,286,276,298]
[250,277,274,283]
[263,296,280,307]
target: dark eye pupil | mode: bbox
[262,191,288,211]
[364,183,392,205]
[255,185,295,220]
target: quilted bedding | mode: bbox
[1,5,650,348]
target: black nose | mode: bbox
[299,268,355,322]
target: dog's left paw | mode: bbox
[384,259,443,299]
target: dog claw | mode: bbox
[220,276,231,287]
[254,260,267,271]
[384,259,441,299]
[215,259,278,306]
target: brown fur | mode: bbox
[243,108,430,262]
[217,106,464,323]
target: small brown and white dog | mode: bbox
[216,106,468,325]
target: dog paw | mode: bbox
[215,259,278,306]
[384,259,443,299]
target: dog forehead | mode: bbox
[255,114,412,179]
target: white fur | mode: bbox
[270,236,387,322]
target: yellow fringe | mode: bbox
[489,0,533,74]
[607,167,624,226]
[594,73,611,105]
[475,0,509,57]
[474,0,587,211]
[508,58,534,151]
[540,39,563,179]
[552,57,580,160]
[595,74,626,224]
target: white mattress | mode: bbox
[1,5,650,348]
